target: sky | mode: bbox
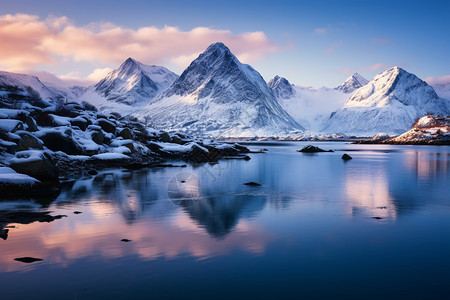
[1,0,449,87]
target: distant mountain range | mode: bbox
[1,42,449,137]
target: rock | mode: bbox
[0,211,66,224]
[158,132,171,142]
[371,217,384,220]
[95,119,116,134]
[15,131,43,151]
[69,117,89,131]
[14,257,43,263]
[342,153,352,160]
[0,229,8,240]
[243,182,262,186]
[297,145,333,153]
[24,116,38,132]
[118,128,133,139]
[121,239,132,242]
[9,150,59,182]
[87,170,98,175]
[73,211,82,214]
[188,144,211,162]
[90,130,105,145]
[37,131,83,155]
[34,111,54,127]
[170,135,184,144]
[243,155,251,161]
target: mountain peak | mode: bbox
[268,76,295,99]
[205,42,230,52]
[336,72,369,93]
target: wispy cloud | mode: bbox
[371,38,391,45]
[0,13,280,72]
[424,75,450,85]
[313,27,327,35]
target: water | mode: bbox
[1,142,449,299]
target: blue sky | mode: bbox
[1,0,449,87]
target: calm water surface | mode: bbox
[1,142,449,299]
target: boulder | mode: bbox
[9,150,59,182]
[95,119,116,134]
[90,130,105,145]
[34,111,54,127]
[70,116,89,131]
[37,130,83,155]
[15,131,44,151]
[158,132,171,142]
[24,116,38,132]
[297,145,333,153]
[118,128,133,139]
[342,154,352,160]
[0,119,24,133]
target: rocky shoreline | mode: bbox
[0,96,251,198]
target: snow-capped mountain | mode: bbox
[323,67,450,136]
[432,82,450,100]
[135,42,304,137]
[94,58,178,105]
[268,76,349,132]
[336,73,369,94]
[268,75,296,99]
[0,71,62,101]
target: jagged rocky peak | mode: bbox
[336,72,369,93]
[94,57,178,105]
[268,76,296,99]
[139,42,304,137]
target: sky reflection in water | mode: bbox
[0,142,449,299]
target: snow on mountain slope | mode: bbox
[135,42,304,137]
[268,76,349,132]
[322,67,450,136]
[94,58,178,106]
[0,71,61,101]
[335,73,369,94]
[432,83,450,100]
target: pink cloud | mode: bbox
[0,13,280,72]
[423,75,450,85]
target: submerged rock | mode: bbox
[0,228,8,240]
[121,239,132,242]
[341,154,352,160]
[243,182,262,186]
[297,145,333,153]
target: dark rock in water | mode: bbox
[73,211,82,214]
[298,145,333,153]
[14,257,43,263]
[342,154,353,160]
[38,131,83,155]
[243,155,251,161]
[95,119,116,134]
[371,217,384,220]
[9,151,59,182]
[0,211,66,225]
[0,229,9,240]
[243,182,262,186]
[121,239,132,242]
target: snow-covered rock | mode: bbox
[387,115,449,144]
[335,73,369,94]
[322,67,450,136]
[93,58,178,105]
[268,75,296,99]
[135,42,303,137]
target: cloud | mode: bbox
[314,27,327,35]
[87,68,113,82]
[371,38,391,45]
[424,75,450,85]
[0,13,280,72]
